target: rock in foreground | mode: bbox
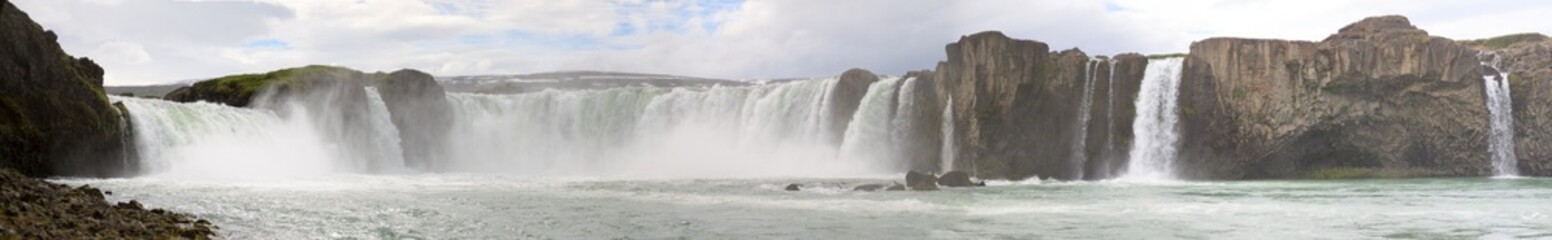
[937,171,984,187]
[0,169,215,238]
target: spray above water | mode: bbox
[1120,57,1185,181]
[114,96,339,180]
[1480,54,1519,177]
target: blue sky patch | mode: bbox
[242,38,293,50]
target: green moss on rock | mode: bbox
[165,65,362,107]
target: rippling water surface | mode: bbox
[58,176,1552,239]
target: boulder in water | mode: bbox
[885,182,906,191]
[784,183,802,191]
[906,171,939,191]
[937,171,983,187]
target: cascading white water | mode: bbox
[1070,59,1099,179]
[362,88,408,173]
[940,97,956,173]
[439,78,895,177]
[1481,54,1519,177]
[840,77,905,170]
[1101,58,1117,177]
[114,96,339,180]
[1121,57,1185,181]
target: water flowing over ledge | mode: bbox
[1120,57,1184,181]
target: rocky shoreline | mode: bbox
[0,169,214,238]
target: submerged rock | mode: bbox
[784,183,802,191]
[937,171,983,187]
[885,183,906,191]
[852,183,888,192]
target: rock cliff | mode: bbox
[0,2,133,177]
[376,69,453,171]
[1467,33,1552,176]
[926,31,1147,180]
[1176,16,1492,179]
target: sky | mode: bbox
[11,0,1552,86]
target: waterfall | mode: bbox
[114,96,340,179]
[1481,54,1519,177]
[840,77,905,170]
[940,97,956,173]
[1120,57,1185,181]
[363,88,408,173]
[1101,58,1117,178]
[438,78,894,177]
[1070,59,1099,179]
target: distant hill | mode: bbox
[438,71,751,94]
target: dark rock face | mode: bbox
[927,31,1147,180]
[376,69,452,171]
[1473,35,1552,175]
[0,169,215,238]
[1177,16,1491,179]
[904,170,938,190]
[783,183,801,191]
[828,69,881,144]
[936,171,980,187]
[897,71,945,172]
[0,2,133,177]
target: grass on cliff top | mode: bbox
[1459,33,1549,49]
[190,65,356,96]
[1145,53,1188,59]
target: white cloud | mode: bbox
[94,41,152,65]
[10,0,1552,85]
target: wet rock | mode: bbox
[783,183,802,191]
[937,171,982,187]
[852,183,888,192]
[0,169,216,238]
[885,183,906,191]
[827,69,881,143]
[905,171,939,191]
[377,69,454,171]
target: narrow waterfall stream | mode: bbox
[1481,54,1520,177]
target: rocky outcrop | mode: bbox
[1176,16,1492,179]
[167,66,405,172]
[897,70,944,172]
[376,69,453,171]
[0,169,214,238]
[1084,53,1148,180]
[937,171,983,187]
[927,31,1147,180]
[905,170,938,190]
[1468,34,1552,176]
[828,69,880,144]
[0,2,133,177]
